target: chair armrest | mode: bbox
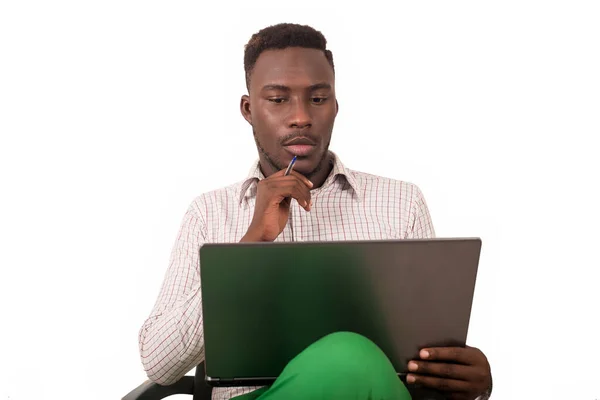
[122,376,194,400]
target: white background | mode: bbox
[1,1,599,399]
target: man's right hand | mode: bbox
[240,169,313,242]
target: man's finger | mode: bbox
[291,185,311,211]
[289,170,314,188]
[267,171,313,191]
[419,347,479,365]
[407,361,474,381]
[406,374,470,392]
[266,179,311,203]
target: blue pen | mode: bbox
[284,156,297,176]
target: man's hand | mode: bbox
[406,346,492,400]
[240,169,313,242]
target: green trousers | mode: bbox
[232,332,412,400]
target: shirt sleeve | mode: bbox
[138,200,207,385]
[405,184,436,239]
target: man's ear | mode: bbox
[240,95,252,125]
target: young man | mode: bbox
[139,23,492,399]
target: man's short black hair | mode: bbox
[244,23,335,90]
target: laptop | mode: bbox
[199,238,482,387]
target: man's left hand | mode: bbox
[406,346,491,400]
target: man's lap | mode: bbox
[231,331,412,400]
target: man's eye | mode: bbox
[268,98,286,104]
[312,97,327,104]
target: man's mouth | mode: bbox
[283,144,317,157]
[282,136,318,157]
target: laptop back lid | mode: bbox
[200,238,482,386]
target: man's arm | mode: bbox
[405,184,436,239]
[404,185,493,399]
[138,202,207,386]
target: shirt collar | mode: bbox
[238,151,361,205]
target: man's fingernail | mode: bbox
[308,180,313,187]
[407,375,416,384]
[408,361,418,371]
[420,350,430,359]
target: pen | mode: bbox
[284,156,297,176]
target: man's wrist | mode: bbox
[240,227,267,242]
[240,233,259,242]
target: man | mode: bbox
[139,23,492,399]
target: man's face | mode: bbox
[241,47,337,178]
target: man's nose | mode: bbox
[288,99,312,129]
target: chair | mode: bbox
[122,361,212,400]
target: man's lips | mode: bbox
[283,144,316,157]
[282,136,317,146]
[282,136,318,157]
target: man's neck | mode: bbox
[307,153,334,189]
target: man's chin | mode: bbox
[285,155,315,172]
[293,152,330,178]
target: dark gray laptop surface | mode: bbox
[199,238,482,387]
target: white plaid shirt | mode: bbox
[138,152,436,399]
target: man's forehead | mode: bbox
[251,47,334,90]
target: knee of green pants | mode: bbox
[285,332,392,376]
[275,331,411,399]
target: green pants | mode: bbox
[232,331,412,400]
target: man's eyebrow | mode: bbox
[309,83,332,91]
[260,83,332,92]
[261,84,290,92]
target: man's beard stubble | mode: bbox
[252,129,330,179]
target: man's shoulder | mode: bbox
[347,168,425,195]
[185,179,248,215]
